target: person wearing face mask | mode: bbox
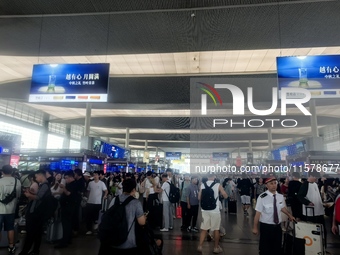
[252,177,295,255]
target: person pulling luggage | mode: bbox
[252,177,295,255]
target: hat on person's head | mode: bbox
[265,177,277,184]
[83,172,91,177]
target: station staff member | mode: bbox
[252,177,295,255]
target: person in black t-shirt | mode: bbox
[73,169,86,234]
[237,173,252,216]
[287,172,302,219]
[55,171,78,249]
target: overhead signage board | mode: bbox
[277,55,340,98]
[29,63,109,102]
[165,152,182,160]
[0,147,11,155]
[212,152,229,159]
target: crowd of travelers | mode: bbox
[0,165,339,255]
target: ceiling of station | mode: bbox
[0,0,340,151]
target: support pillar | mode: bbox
[268,128,273,151]
[309,99,319,138]
[38,120,49,150]
[143,140,149,164]
[125,128,130,149]
[84,103,92,137]
[81,103,92,150]
[63,127,71,150]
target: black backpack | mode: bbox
[201,181,217,210]
[0,178,17,205]
[166,182,180,203]
[98,195,135,246]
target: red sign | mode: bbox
[103,164,107,174]
[236,156,242,167]
[10,155,20,168]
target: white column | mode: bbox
[63,127,71,150]
[38,121,49,150]
[309,99,319,138]
[248,140,252,152]
[125,128,130,148]
[84,103,92,137]
[268,128,273,151]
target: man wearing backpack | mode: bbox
[197,173,228,254]
[98,179,146,255]
[19,170,50,255]
[0,165,21,254]
[160,173,173,232]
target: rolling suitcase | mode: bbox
[286,206,325,255]
[0,223,18,247]
[228,198,237,214]
[97,198,109,225]
[176,205,182,218]
[282,221,305,255]
[295,206,325,255]
[46,218,63,243]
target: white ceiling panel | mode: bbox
[1,47,340,84]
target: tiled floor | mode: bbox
[0,201,339,255]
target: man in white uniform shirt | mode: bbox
[85,171,108,235]
[252,177,294,255]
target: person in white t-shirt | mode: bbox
[0,165,21,254]
[85,171,108,235]
[160,173,173,232]
[297,170,328,249]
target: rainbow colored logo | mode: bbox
[198,82,223,106]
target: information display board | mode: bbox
[165,152,182,160]
[29,63,109,102]
[277,55,340,98]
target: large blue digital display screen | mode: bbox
[272,141,306,160]
[277,55,340,98]
[49,160,79,171]
[101,143,126,159]
[29,63,109,102]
